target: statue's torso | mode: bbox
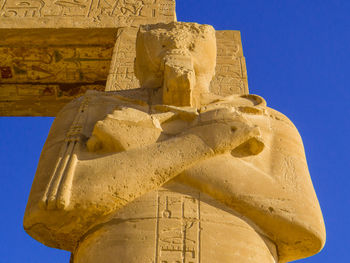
[67,92,277,262]
[74,181,277,263]
[24,91,324,263]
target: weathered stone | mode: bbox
[0,0,176,28]
[134,22,217,107]
[23,21,325,263]
[107,29,249,97]
[0,0,176,116]
[0,7,249,116]
[211,30,248,96]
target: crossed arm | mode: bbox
[25,96,324,260]
[71,120,262,212]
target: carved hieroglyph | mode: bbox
[0,29,248,116]
[0,0,176,27]
[24,22,325,263]
[0,0,176,116]
[0,1,248,116]
[211,30,248,96]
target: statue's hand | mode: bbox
[186,109,264,156]
[87,107,162,153]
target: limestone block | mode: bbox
[0,0,176,28]
[105,27,140,92]
[211,30,249,96]
[0,28,248,116]
[0,0,176,116]
[0,29,116,115]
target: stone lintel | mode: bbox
[0,0,176,28]
[0,27,248,116]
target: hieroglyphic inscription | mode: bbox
[105,27,139,91]
[0,83,104,116]
[0,66,13,78]
[0,46,113,84]
[0,39,112,116]
[0,0,175,116]
[210,30,249,96]
[0,0,45,18]
[155,190,200,263]
[0,30,247,116]
[0,0,175,27]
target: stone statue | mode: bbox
[24,22,325,263]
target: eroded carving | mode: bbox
[0,0,45,18]
[135,22,217,107]
[0,0,176,116]
[0,0,175,26]
[156,191,200,263]
[0,46,113,83]
[23,21,325,263]
[210,31,248,96]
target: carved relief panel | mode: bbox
[0,0,175,27]
[156,190,200,263]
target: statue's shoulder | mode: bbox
[59,89,149,114]
[265,106,297,128]
[224,94,299,132]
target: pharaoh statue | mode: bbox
[24,22,325,263]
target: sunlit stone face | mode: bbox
[135,22,217,106]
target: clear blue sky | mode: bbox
[1,0,349,262]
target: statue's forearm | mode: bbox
[178,154,325,262]
[73,133,214,210]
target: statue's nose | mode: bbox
[161,53,196,107]
[161,52,193,72]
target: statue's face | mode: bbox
[135,22,217,95]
